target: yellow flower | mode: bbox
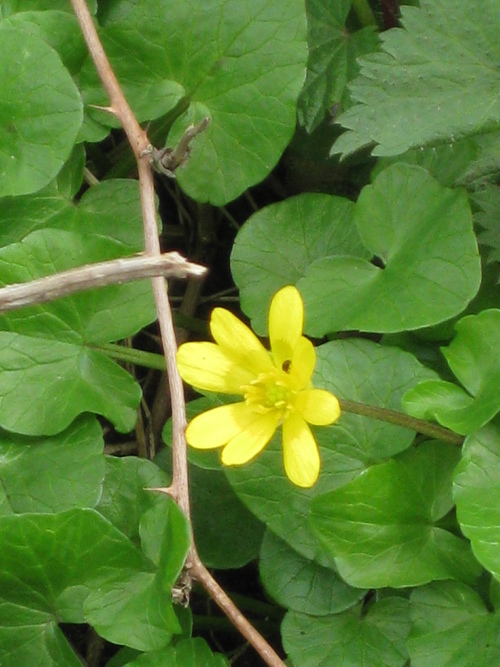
[176,286,340,487]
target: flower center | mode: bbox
[241,367,295,415]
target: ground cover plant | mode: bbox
[1,0,500,665]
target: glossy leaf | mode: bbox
[155,444,265,569]
[0,26,83,197]
[0,177,150,248]
[121,638,230,667]
[0,415,104,513]
[231,193,369,335]
[408,581,500,667]
[310,441,480,588]
[80,0,307,204]
[333,0,500,156]
[282,598,410,667]
[403,310,500,434]
[259,529,365,615]
[298,164,480,335]
[225,339,436,566]
[454,424,500,579]
[0,228,156,434]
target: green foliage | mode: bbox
[1,0,500,665]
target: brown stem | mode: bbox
[71,3,283,665]
[191,555,286,667]
[0,252,205,313]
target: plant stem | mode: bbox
[0,252,205,314]
[91,342,167,370]
[351,0,378,26]
[340,399,464,446]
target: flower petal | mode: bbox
[288,336,316,389]
[221,410,281,466]
[282,412,320,488]
[177,342,254,394]
[294,389,341,425]
[210,307,273,375]
[269,286,303,368]
[186,402,256,449]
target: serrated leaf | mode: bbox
[80,0,307,204]
[259,529,365,615]
[0,415,104,513]
[298,164,481,335]
[0,26,83,197]
[403,310,500,434]
[298,0,379,132]
[408,581,500,667]
[225,339,437,566]
[454,424,500,579]
[310,441,480,588]
[333,0,500,156]
[282,598,410,667]
[473,185,500,265]
[231,192,369,335]
[0,228,156,434]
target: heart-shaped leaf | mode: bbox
[310,441,480,588]
[298,164,480,335]
[79,0,307,204]
[454,424,500,579]
[403,310,500,434]
[408,581,500,667]
[0,228,156,435]
[282,598,410,667]
[0,26,82,197]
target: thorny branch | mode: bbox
[70,1,287,665]
[0,252,205,313]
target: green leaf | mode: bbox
[0,26,83,197]
[403,310,500,434]
[259,529,365,615]
[96,456,171,551]
[298,164,481,335]
[454,424,500,579]
[231,192,369,335]
[298,0,379,132]
[225,339,437,566]
[0,509,151,625]
[0,605,83,667]
[121,638,230,667]
[80,0,307,204]
[0,178,151,248]
[84,571,180,651]
[333,0,500,156]
[0,505,187,661]
[155,445,265,569]
[0,228,156,434]
[2,10,88,75]
[282,598,410,667]
[310,441,480,588]
[0,415,104,513]
[0,0,97,13]
[408,581,500,667]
